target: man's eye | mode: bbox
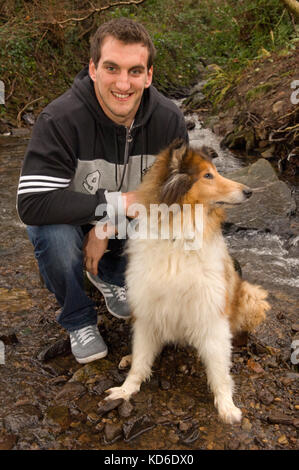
[131,69,142,75]
[204,173,214,179]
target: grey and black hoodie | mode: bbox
[17,66,188,226]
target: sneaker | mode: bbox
[86,272,131,320]
[70,324,108,364]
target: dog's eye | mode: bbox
[204,173,214,179]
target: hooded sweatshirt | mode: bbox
[17,66,188,226]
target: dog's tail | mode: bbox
[232,281,270,334]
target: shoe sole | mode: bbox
[86,271,131,320]
[75,348,108,364]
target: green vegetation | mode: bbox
[0,0,297,124]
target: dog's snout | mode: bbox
[243,188,253,199]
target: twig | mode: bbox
[6,77,16,101]
[54,0,147,25]
[17,97,44,127]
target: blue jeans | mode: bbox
[27,224,127,332]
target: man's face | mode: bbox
[89,36,153,127]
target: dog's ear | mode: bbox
[200,146,218,161]
[160,139,193,205]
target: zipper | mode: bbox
[117,121,134,191]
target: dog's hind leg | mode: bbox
[105,320,162,402]
[195,319,242,424]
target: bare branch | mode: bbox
[53,0,147,26]
[17,97,44,127]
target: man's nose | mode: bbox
[116,71,130,91]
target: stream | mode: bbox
[0,105,298,450]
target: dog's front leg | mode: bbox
[105,320,161,402]
[196,319,242,424]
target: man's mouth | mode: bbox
[111,91,133,100]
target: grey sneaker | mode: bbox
[86,272,131,320]
[70,324,108,364]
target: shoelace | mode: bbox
[113,285,127,302]
[76,325,97,346]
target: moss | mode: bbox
[246,83,274,101]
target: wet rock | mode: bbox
[97,398,123,416]
[37,338,71,362]
[123,415,155,442]
[55,381,86,402]
[291,324,299,332]
[160,378,171,390]
[0,331,18,345]
[4,405,42,433]
[0,432,17,450]
[118,400,134,418]
[44,405,71,430]
[225,159,296,233]
[242,418,252,431]
[267,412,294,426]
[167,393,195,416]
[180,428,200,445]
[75,394,99,415]
[93,378,114,395]
[0,287,33,313]
[258,390,274,405]
[226,438,240,450]
[109,368,126,384]
[104,422,123,443]
[49,375,69,385]
[178,420,193,432]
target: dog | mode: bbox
[106,139,270,424]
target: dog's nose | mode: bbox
[243,188,253,199]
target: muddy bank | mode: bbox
[0,128,298,450]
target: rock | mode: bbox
[0,331,18,345]
[97,398,123,416]
[261,145,275,159]
[118,400,134,418]
[242,418,252,431]
[55,382,86,402]
[277,434,288,445]
[93,378,114,395]
[0,432,17,450]
[291,324,299,332]
[267,413,294,426]
[226,438,240,450]
[258,390,274,405]
[123,415,155,442]
[44,405,71,430]
[3,405,42,433]
[104,422,123,443]
[247,358,265,374]
[167,393,195,416]
[160,379,171,390]
[37,338,71,362]
[224,159,296,233]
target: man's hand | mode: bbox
[122,191,139,218]
[83,226,109,276]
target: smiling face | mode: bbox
[89,36,153,127]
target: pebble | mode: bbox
[258,390,274,405]
[93,378,114,395]
[242,418,252,431]
[118,400,134,418]
[104,422,123,442]
[97,398,123,416]
[277,434,288,445]
[267,413,294,426]
[55,382,86,402]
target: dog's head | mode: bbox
[140,139,252,207]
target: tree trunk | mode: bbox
[281,0,299,19]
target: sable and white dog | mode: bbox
[106,139,270,424]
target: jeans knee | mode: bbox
[27,224,84,270]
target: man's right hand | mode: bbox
[83,227,109,276]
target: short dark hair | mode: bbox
[90,17,156,70]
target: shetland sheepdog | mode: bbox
[106,139,270,424]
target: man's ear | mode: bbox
[89,59,96,82]
[145,65,153,89]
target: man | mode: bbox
[17,18,188,364]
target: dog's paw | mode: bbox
[118,354,132,370]
[217,401,242,424]
[105,386,132,402]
